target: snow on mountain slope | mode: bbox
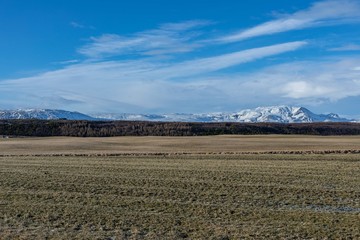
[0,109,96,120]
[93,106,352,123]
[0,106,354,122]
[220,106,349,123]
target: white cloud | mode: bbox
[218,0,360,43]
[70,21,95,29]
[3,6,360,115]
[53,59,80,65]
[0,41,307,113]
[78,1,360,59]
[151,41,307,79]
[160,20,214,31]
[1,57,360,113]
[328,43,360,51]
[78,20,211,58]
[70,21,85,28]
[249,58,360,101]
[280,81,335,98]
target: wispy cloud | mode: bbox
[218,0,360,43]
[77,1,360,60]
[70,21,85,28]
[1,57,360,114]
[78,20,212,58]
[328,43,360,51]
[70,21,95,29]
[0,41,307,113]
[152,41,307,79]
[53,59,80,65]
[179,57,360,111]
[2,1,360,115]
[245,58,360,101]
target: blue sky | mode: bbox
[1,0,360,117]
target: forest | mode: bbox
[1,120,360,137]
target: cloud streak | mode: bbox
[77,1,360,60]
[1,56,360,114]
[152,41,307,79]
[2,1,360,116]
[0,41,307,113]
[70,21,95,29]
[237,58,360,101]
[328,43,360,51]
[78,20,212,58]
[218,0,360,43]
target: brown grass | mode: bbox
[1,135,360,156]
[0,136,359,239]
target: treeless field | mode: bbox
[0,136,359,239]
[1,135,360,155]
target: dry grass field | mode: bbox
[1,135,360,155]
[0,135,359,239]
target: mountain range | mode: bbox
[0,109,96,121]
[0,106,356,123]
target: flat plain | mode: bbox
[1,135,360,155]
[0,135,359,239]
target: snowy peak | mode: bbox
[0,109,96,120]
[0,106,354,123]
[93,106,352,123]
[226,106,349,123]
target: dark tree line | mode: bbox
[1,120,360,137]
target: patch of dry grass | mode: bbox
[1,135,360,156]
[1,154,359,239]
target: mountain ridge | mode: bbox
[92,106,353,123]
[0,109,96,121]
[0,106,356,123]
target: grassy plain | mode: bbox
[1,135,360,155]
[0,135,359,239]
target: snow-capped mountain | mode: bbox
[0,109,96,120]
[93,106,352,123]
[0,106,354,122]
[210,106,350,123]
